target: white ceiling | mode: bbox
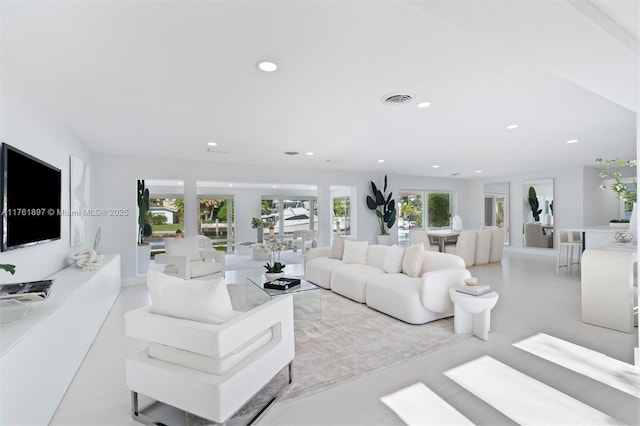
[1,0,637,179]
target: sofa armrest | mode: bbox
[125,295,294,359]
[201,248,226,266]
[306,246,330,261]
[154,254,190,279]
[420,250,466,274]
[421,268,472,313]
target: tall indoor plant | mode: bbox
[136,179,152,274]
[527,186,542,222]
[366,175,397,244]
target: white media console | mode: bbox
[0,254,121,426]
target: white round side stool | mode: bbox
[448,288,499,341]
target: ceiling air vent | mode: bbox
[382,92,413,105]
[206,148,231,154]
[284,151,299,156]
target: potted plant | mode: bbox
[250,238,292,279]
[264,261,286,280]
[527,186,542,222]
[251,217,267,243]
[366,175,397,245]
[596,158,637,228]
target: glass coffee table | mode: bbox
[245,275,321,322]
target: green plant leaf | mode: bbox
[0,264,16,275]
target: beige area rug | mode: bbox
[181,284,470,424]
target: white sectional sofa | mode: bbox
[305,238,471,324]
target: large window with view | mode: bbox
[261,197,317,238]
[332,196,351,237]
[398,190,452,245]
[198,196,234,252]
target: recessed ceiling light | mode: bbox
[207,142,218,146]
[506,124,519,129]
[475,170,482,173]
[305,152,314,156]
[566,139,579,144]
[228,184,233,187]
[272,185,277,188]
[258,61,278,72]
[378,159,385,163]
[417,102,432,108]
[432,165,440,168]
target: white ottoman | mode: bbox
[449,288,499,341]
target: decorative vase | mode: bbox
[265,272,284,281]
[452,215,463,231]
[377,234,392,246]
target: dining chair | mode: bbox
[556,229,581,274]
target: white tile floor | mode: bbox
[51,251,639,426]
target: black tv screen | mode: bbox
[1,143,61,251]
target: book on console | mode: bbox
[264,277,301,290]
[456,285,492,296]
[0,279,54,302]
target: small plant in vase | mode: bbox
[264,261,286,280]
[250,238,292,279]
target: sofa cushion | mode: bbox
[402,243,424,278]
[366,273,449,324]
[331,263,385,303]
[366,244,391,269]
[165,236,201,260]
[147,270,233,324]
[383,245,405,273]
[343,239,368,264]
[305,257,345,289]
[165,260,223,278]
[329,236,345,259]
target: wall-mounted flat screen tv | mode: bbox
[1,143,61,251]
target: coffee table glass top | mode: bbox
[246,275,319,297]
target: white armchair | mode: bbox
[125,271,295,424]
[155,236,225,279]
[292,230,316,255]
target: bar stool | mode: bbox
[556,230,581,274]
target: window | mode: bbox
[427,192,451,227]
[398,190,453,245]
[143,179,184,257]
[261,197,317,237]
[332,196,351,237]
[198,196,233,251]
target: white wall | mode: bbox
[0,80,94,284]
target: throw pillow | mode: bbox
[342,239,368,264]
[402,243,424,278]
[329,236,345,259]
[383,244,405,273]
[147,270,233,324]
[164,236,201,261]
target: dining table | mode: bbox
[427,229,460,252]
